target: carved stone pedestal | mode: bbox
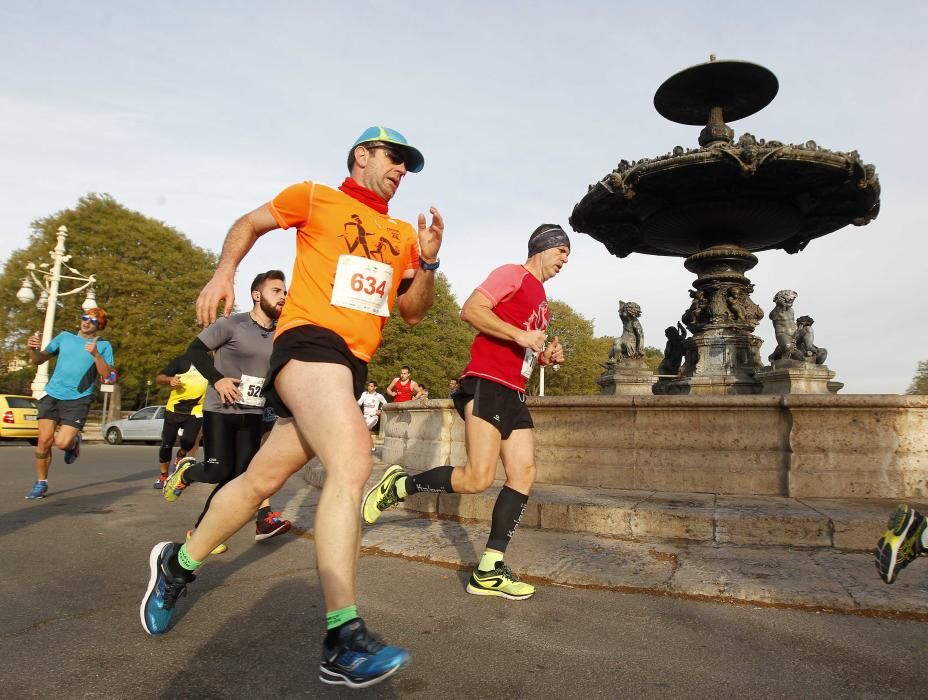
[756,360,839,394]
[598,361,657,395]
[663,330,763,395]
[662,244,766,395]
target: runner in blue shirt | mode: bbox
[25,308,114,499]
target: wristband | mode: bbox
[420,258,440,271]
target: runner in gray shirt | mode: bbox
[163,270,292,546]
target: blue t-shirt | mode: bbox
[44,332,115,400]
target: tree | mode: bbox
[368,272,474,397]
[525,299,616,396]
[907,361,928,395]
[643,346,663,372]
[0,194,217,409]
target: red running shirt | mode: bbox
[462,264,549,392]
[391,379,414,402]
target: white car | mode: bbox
[103,405,167,444]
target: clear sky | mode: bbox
[1,1,924,393]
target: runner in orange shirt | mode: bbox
[140,126,442,690]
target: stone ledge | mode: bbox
[304,463,925,553]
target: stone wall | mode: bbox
[380,395,928,499]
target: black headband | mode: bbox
[528,225,571,257]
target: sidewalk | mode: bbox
[302,458,928,619]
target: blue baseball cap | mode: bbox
[350,126,425,173]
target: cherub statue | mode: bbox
[656,322,687,375]
[681,289,708,331]
[608,300,645,362]
[795,316,828,364]
[727,285,764,327]
[767,289,799,362]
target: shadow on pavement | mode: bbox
[0,471,151,540]
[155,578,409,699]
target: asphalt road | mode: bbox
[2,444,927,699]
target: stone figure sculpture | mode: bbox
[707,285,731,323]
[767,289,799,362]
[767,290,828,364]
[656,322,687,375]
[727,285,764,327]
[795,316,828,364]
[600,300,657,395]
[609,300,645,362]
[681,289,708,331]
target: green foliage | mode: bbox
[525,299,615,396]
[907,361,928,395]
[368,273,474,398]
[0,366,34,395]
[643,346,664,372]
[0,194,217,409]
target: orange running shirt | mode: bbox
[268,181,420,361]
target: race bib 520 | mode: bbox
[237,374,266,408]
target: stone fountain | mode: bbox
[569,57,881,394]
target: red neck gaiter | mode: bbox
[338,177,388,215]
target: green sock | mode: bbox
[177,543,202,571]
[326,605,358,630]
[396,477,409,499]
[478,550,502,572]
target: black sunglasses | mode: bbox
[366,145,406,166]
[80,314,99,324]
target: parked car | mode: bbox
[103,405,167,444]
[0,394,39,444]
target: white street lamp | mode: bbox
[17,225,99,398]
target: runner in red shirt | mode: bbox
[386,366,418,402]
[363,224,570,600]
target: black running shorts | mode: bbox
[451,376,533,440]
[37,394,93,429]
[263,324,368,419]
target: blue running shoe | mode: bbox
[25,481,48,499]
[319,618,410,688]
[140,542,196,635]
[64,433,81,464]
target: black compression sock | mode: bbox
[406,465,455,494]
[486,485,530,552]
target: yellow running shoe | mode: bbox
[466,562,535,600]
[163,457,195,503]
[875,504,926,584]
[186,529,227,556]
[361,465,407,525]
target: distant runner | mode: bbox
[25,308,114,499]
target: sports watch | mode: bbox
[420,258,440,271]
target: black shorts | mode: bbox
[37,394,93,429]
[452,376,533,440]
[263,325,368,419]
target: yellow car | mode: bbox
[0,394,39,444]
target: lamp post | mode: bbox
[16,225,98,398]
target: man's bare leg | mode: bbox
[53,424,80,452]
[498,427,536,495]
[450,402,503,493]
[184,417,313,561]
[272,361,373,611]
[34,419,56,481]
